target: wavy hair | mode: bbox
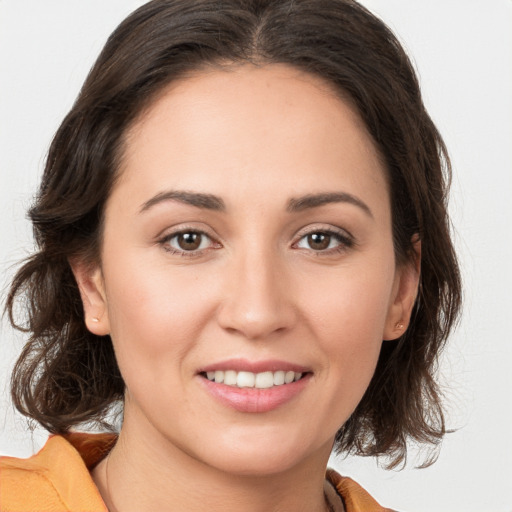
[6,0,461,468]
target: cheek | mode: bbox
[102,254,216,380]
[316,294,384,384]
[300,261,395,345]
[297,258,395,393]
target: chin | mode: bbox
[195,430,328,477]
[207,451,305,477]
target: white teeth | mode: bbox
[284,371,295,384]
[255,371,274,389]
[224,370,237,385]
[236,371,255,388]
[273,370,285,386]
[205,370,304,388]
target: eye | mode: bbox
[161,230,216,254]
[295,229,353,253]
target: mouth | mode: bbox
[200,370,306,389]
[197,360,312,413]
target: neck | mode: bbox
[92,418,337,512]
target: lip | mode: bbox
[198,358,310,374]
[197,359,312,413]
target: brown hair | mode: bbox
[6,0,461,468]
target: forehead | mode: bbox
[114,63,388,215]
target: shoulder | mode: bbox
[0,434,113,512]
[326,468,397,512]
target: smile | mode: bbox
[204,370,303,389]
[198,360,311,413]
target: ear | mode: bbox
[383,238,421,341]
[69,259,110,336]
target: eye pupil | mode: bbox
[308,233,330,250]
[178,232,201,250]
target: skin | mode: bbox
[73,64,419,512]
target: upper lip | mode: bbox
[198,358,311,374]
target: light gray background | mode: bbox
[1,2,511,511]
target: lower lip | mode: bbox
[199,374,311,413]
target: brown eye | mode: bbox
[307,233,331,250]
[165,231,213,253]
[177,232,202,251]
[295,229,352,253]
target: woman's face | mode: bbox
[77,64,418,476]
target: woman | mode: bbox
[0,1,461,511]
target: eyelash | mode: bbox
[158,227,355,258]
[158,228,219,258]
[293,228,355,256]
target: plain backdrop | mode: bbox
[1,2,511,511]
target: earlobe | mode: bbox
[383,239,421,340]
[69,259,110,336]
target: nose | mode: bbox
[216,246,297,340]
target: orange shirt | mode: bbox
[1,434,392,511]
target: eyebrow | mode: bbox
[139,189,373,218]
[287,192,373,218]
[140,190,226,213]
